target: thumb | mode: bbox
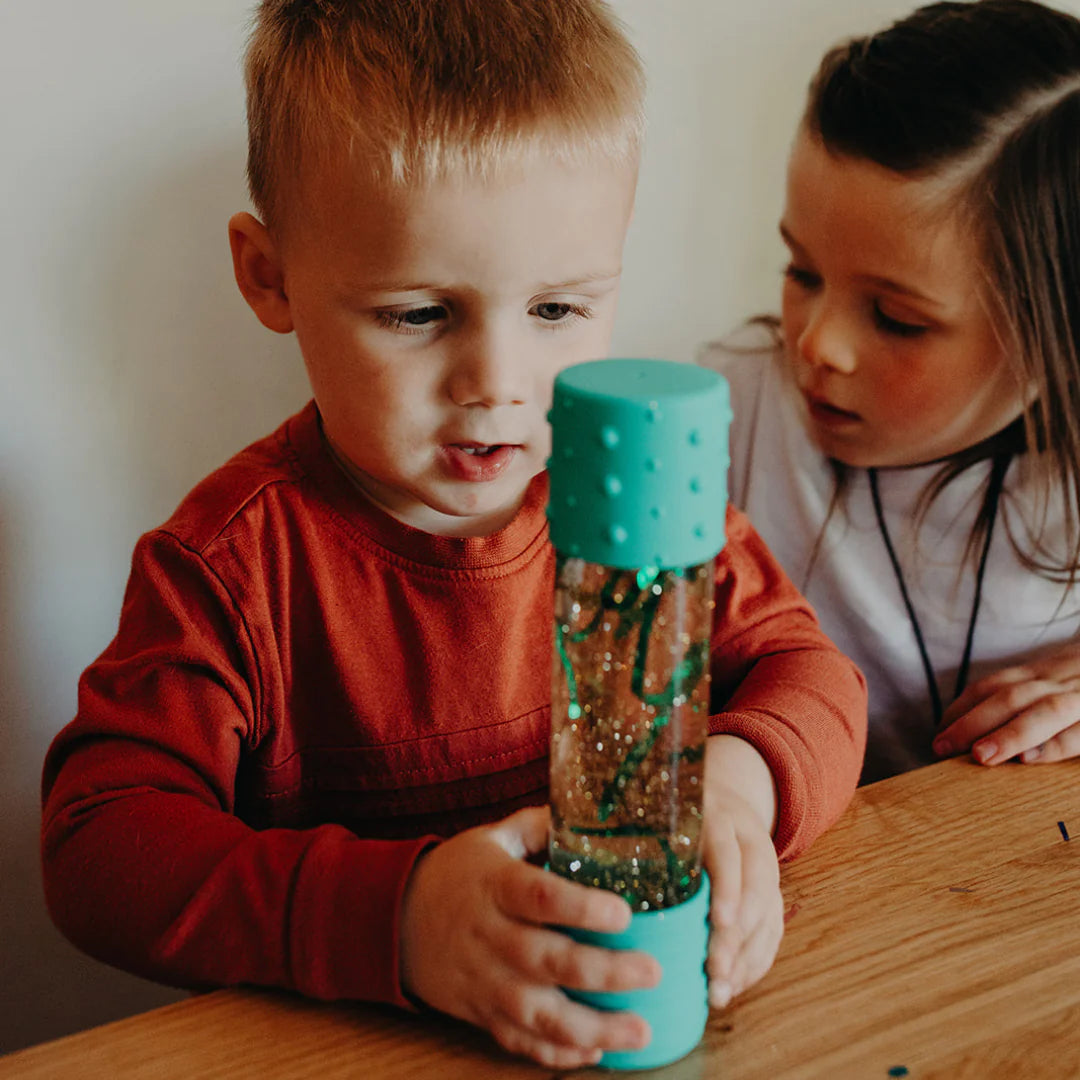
[489,805,551,859]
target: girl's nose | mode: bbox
[447,323,530,407]
[796,303,858,375]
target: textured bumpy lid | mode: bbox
[547,359,731,569]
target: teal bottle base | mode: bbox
[563,873,710,1070]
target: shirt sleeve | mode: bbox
[40,530,435,1008]
[707,506,868,860]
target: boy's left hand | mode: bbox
[935,641,1080,765]
[701,739,784,1009]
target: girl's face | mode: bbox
[780,129,1024,468]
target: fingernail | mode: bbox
[709,981,732,1009]
[973,741,997,764]
[1022,745,1042,763]
[933,737,951,756]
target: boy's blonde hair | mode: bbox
[243,0,646,231]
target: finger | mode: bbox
[496,861,631,934]
[727,907,784,997]
[971,690,1080,765]
[1003,645,1080,685]
[704,827,742,998]
[487,1010,604,1071]
[490,1028,602,1072]
[489,985,651,1063]
[1021,720,1080,763]
[935,679,1062,755]
[725,885,784,997]
[498,924,660,992]
[488,805,552,858]
[718,835,782,998]
[942,665,1035,727]
[705,820,742,930]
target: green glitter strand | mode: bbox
[597,712,670,822]
[597,602,708,821]
[569,823,663,838]
[554,617,582,721]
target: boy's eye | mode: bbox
[873,305,928,338]
[783,264,820,289]
[532,301,591,323]
[376,305,447,331]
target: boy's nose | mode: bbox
[447,325,530,407]
[796,302,858,375]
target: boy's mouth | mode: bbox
[443,442,520,482]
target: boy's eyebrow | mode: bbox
[353,269,623,294]
[778,223,944,308]
[538,269,623,290]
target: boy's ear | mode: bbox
[228,212,293,334]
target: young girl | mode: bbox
[703,0,1080,783]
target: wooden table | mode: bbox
[4,757,1077,1079]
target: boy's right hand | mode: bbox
[399,806,660,1069]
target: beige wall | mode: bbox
[3,0,1076,1054]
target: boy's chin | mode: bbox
[417,486,534,539]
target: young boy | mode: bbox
[41,0,867,1069]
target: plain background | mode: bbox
[5,0,1076,1055]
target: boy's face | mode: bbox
[252,155,636,537]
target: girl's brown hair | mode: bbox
[805,0,1080,582]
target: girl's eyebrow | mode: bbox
[778,222,803,252]
[858,273,945,308]
[778,222,945,308]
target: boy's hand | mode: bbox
[701,736,784,1009]
[935,642,1080,765]
[399,806,660,1069]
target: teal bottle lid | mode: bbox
[547,359,731,570]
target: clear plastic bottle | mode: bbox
[550,556,713,910]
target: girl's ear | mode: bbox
[228,212,293,334]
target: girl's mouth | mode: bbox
[805,394,861,425]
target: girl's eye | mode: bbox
[873,305,928,338]
[783,264,820,289]
[532,301,592,324]
[376,305,447,332]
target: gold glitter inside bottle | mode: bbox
[549,555,713,911]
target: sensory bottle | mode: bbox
[547,358,731,1069]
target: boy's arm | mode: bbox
[708,505,868,860]
[695,506,865,1005]
[40,531,434,1008]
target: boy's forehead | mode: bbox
[280,151,638,283]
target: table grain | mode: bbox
[4,757,1077,1079]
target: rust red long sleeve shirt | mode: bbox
[41,402,866,1008]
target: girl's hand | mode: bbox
[935,642,1080,765]
[702,739,784,1009]
[399,806,660,1069]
